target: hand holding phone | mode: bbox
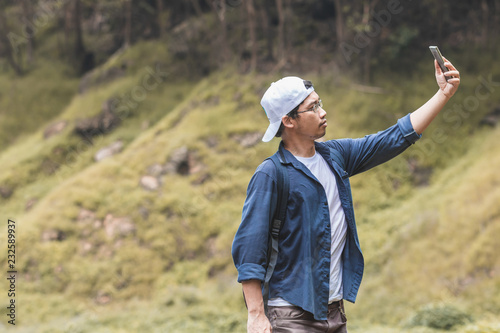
[429,46,452,81]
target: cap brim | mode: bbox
[262,120,282,142]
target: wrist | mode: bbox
[438,88,452,100]
[248,305,266,316]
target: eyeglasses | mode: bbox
[297,100,323,114]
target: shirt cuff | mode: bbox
[237,263,266,283]
[397,113,422,144]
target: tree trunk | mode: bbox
[260,2,274,61]
[124,0,132,48]
[360,0,379,83]
[481,0,489,48]
[333,0,344,47]
[246,0,257,71]
[362,0,380,24]
[284,0,292,57]
[0,9,24,75]
[436,1,444,41]
[64,1,72,59]
[495,0,500,35]
[362,0,369,24]
[74,0,85,58]
[276,0,285,64]
[156,0,165,39]
[219,1,228,61]
[20,0,35,64]
[211,0,229,62]
[189,0,203,16]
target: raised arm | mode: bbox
[410,57,461,134]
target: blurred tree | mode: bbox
[155,0,165,39]
[259,0,274,62]
[62,0,92,74]
[333,0,345,48]
[189,0,203,16]
[336,0,377,82]
[210,0,229,62]
[123,0,132,48]
[73,0,85,57]
[480,0,489,47]
[246,0,257,71]
[276,0,285,65]
[495,0,500,33]
[0,1,24,75]
[359,0,380,83]
[19,0,35,65]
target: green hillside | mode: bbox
[1,38,500,332]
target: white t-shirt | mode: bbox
[268,151,347,306]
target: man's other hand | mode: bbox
[247,310,272,333]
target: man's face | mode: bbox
[293,91,327,141]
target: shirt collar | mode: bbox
[278,141,322,183]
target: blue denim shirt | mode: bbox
[232,114,421,320]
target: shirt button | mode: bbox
[324,202,328,206]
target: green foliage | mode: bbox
[406,304,473,331]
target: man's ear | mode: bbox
[282,115,295,129]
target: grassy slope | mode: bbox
[0,41,499,332]
[0,59,80,146]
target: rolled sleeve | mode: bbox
[232,165,277,283]
[397,113,422,144]
[236,263,267,283]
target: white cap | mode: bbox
[260,76,314,142]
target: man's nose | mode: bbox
[319,106,327,118]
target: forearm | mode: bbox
[410,89,450,135]
[242,280,265,315]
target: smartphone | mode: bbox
[429,46,451,80]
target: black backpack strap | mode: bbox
[262,149,289,315]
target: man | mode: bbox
[232,58,460,333]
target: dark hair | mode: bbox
[275,103,301,138]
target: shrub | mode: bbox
[406,303,473,331]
